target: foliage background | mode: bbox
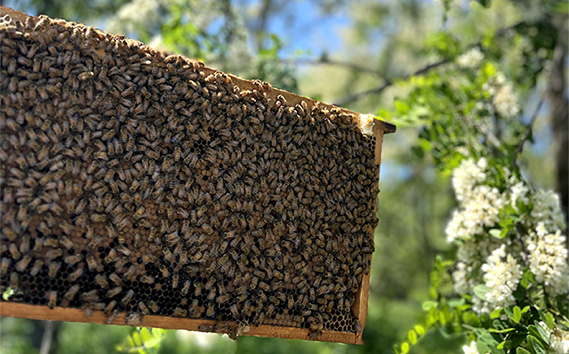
[0,0,566,353]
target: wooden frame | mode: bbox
[0,6,395,345]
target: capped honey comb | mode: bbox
[0,7,395,344]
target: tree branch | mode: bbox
[333,22,524,107]
[512,96,545,172]
[333,59,450,106]
[287,57,385,77]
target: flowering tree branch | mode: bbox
[334,22,525,107]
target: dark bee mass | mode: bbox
[0,13,379,336]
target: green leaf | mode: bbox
[414,325,426,336]
[473,285,491,300]
[520,270,535,288]
[543,313,554,330]
[528,324,550,347]
[516,348,531,354]
[463,311,482,327]
[527,335,546,354]
[131,331,142,348]
[490,308,503,319]
[476,329,499,353]
[489,229,503,239]
[401,341,410,354]
[140,328,153,343]
[408,329,418,344]
[512,306,522,323]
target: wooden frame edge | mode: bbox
[0,302,360,344]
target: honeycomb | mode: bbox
[0,12,379,338]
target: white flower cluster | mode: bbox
[508,180,530,210]
[447,157,569,316]
[482,72,520,119]
[480,245,522,311]
[457,48,484,69]
[538,322,569,354]
[527,224,569,296]
[452,158,487,202]
[446,158,507,242]
[531,190,567,232]
[493,83,519,119]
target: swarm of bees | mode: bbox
[0,12,379,337]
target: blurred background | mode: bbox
[0,0,563,353]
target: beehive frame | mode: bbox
[0,7,395,344]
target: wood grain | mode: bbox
[0,302,360,344]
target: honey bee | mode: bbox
[123,265,136,280]
[29,259,44,276]
[122,289,135,305]
[0,258,11,277]
[139,275,154,284]
[46,249,63,260]
[126,313,142,326]
[172,307,187,317]
[48,291,58,309]
[64,284,80,301]
[64,254,82,265]
[105,310,120,325]
[229,304,239,318]
[2,228,18,241]
[138,301,150,315]
[67,267,83,282]
[8,243,21,260]
[109,273,122,286]
[198,324,213,332]
[15,255,32,272]
[206,304,215,318]
[148,300,159,313]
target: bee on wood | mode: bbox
[126,313,143,326]
[105,310,120,325]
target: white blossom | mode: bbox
[493,82,519,119]
[446,185,506,242]
[551,328,569,354]
[531,190,566,233]
[509,181,530,210]
[537,322,569,354]
[452,158,488,202]
[457,48,484,69]
[471,296,492,315]
[527,227,569,296]
[452,262,472,295]
[457,238,501,263]
[462,341,485,354]
[481,245,522,310]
